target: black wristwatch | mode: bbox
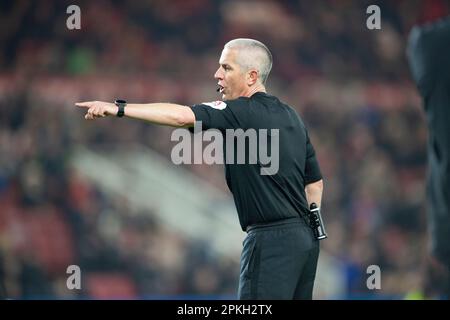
[114,99,127,117]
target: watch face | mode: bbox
[115,99,126,104]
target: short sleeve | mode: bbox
[304,133,323,184]
[189,99,248,132]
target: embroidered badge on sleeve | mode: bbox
[202,101,227,110]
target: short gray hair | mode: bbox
[224,38,273,85]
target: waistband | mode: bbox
[245,216,303,233]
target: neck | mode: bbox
[244,83,266,98]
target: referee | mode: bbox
[76,38,324,300]
[408,16,450,298]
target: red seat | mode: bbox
[85,273,138,299]
[25,206,75,274]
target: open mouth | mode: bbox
[217,85,225,93]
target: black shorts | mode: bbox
[238,217,320,300]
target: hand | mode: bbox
[75,101,118,120]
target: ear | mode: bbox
[247,70,258,86]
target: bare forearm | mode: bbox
[305,179,323,207]
[75,101,196,127]
[124,103,195,127]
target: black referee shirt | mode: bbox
[190,92,322,231]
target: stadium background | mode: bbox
[0,0,448,299]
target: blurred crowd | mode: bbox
[1,0,448,299]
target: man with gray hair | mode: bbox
[222,38,273,86]
[75,38,324,299]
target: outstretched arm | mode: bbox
[75,101,196,127]
[305,179,323,207]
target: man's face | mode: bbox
[214,48,248,101]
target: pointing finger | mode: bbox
[76,102,93,108]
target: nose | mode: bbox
[214,67,223,80]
